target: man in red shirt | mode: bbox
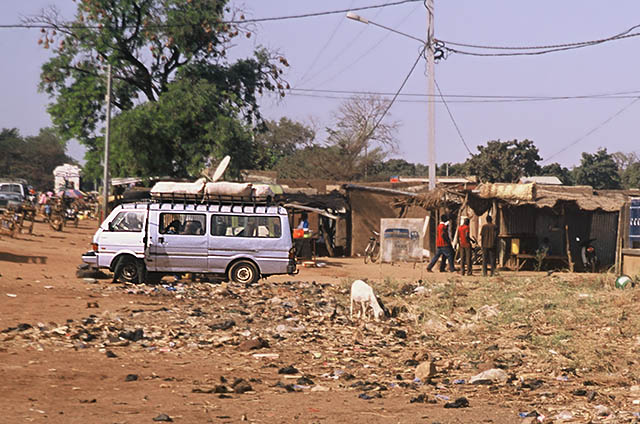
[426,214,455,272]
[457,217,472,275]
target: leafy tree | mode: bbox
[28,0,288,180]
[437,162,465,177]
[464,139,541,183]
[370,158,417,179]
[621,162,640,189]
[611,151,639,172]
[0,128,74,190]
[540,162,573,185]
[572,148,621,189]
[254,118,315,170]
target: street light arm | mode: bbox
[346,12,369,24]
[346,12,425,44]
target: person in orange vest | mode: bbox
[457,217,472,276]
[426,214,455,272]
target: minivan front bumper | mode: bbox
[81,251,98,267]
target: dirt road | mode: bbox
[1,220,636,423]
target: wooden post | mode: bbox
[615,204,626,275]
[565,223,574,273]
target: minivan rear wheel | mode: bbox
[229,260,259,285]
[114,256,143,284]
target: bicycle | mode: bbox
[364,231,380,264]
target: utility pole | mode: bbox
[102,64,112,222]
[426,0,436,190]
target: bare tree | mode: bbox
[273,96,399,181]
[325,95,399,180]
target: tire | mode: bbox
[114,256,143,284]
[228,260,259,285]
[364,243,373,264]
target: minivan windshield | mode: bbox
[0,184,23,194]
[109,210,145,232]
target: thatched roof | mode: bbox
[475,183,627,212]
[411,188,464,209]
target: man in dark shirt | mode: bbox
[481,215,498,276]
[426,214,455,272]
[457,217,472,276]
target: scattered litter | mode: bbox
[469,368,508,385]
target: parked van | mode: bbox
[82,198,296,284]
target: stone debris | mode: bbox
[2,275,640,421]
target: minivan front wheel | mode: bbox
[229,260,259,285]
[114,256,143,284]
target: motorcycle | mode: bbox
[64,207,79,227]
[576,236,598,272]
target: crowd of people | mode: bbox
[426,213,498,277]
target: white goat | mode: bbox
[350,279,384,321]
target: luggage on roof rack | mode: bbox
[150,191,280,207]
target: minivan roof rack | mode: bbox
[150,192,283,212]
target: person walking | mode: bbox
[427,214,455,273]
[458,217,472,275]
[481,215,498,276]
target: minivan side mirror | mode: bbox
[108,222,114,232]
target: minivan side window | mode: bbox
[211,215,281,238]
[110,211,145,232]
[159,213,206,235]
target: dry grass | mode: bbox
[372,271,640,379]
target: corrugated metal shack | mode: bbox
[466,183,628,271]
[345,184,466,257]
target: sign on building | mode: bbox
[380,218,424,263]
[631,198,640,249]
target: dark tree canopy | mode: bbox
[621,162,640,189]
[254,117,316,171]
[464,139,542,183]
[572,148,621,189]
[0,128,74,191]
[29,0,289,180]
[540,162,573,185]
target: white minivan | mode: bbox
[82,199,296,284]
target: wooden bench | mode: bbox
[513,253,569,271]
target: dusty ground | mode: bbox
[1,220,639,423]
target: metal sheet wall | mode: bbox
[589,211,619,266]
[500,206,536,236]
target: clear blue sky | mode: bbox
[2,1,639,169]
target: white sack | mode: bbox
[151,178,206,195]
[252,184,275,198]
[205,181,253,197]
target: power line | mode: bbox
[287,92,640,104]
[0,0,421,29]
[311,5,418,88]
[442,32,640,57]
[438,23,640,51]
[434,80,472,155]
[296,0,356,86]
[301,5,387,86]
[362,45,426,143]
[289,87,640,102]
[543,97,640,163]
